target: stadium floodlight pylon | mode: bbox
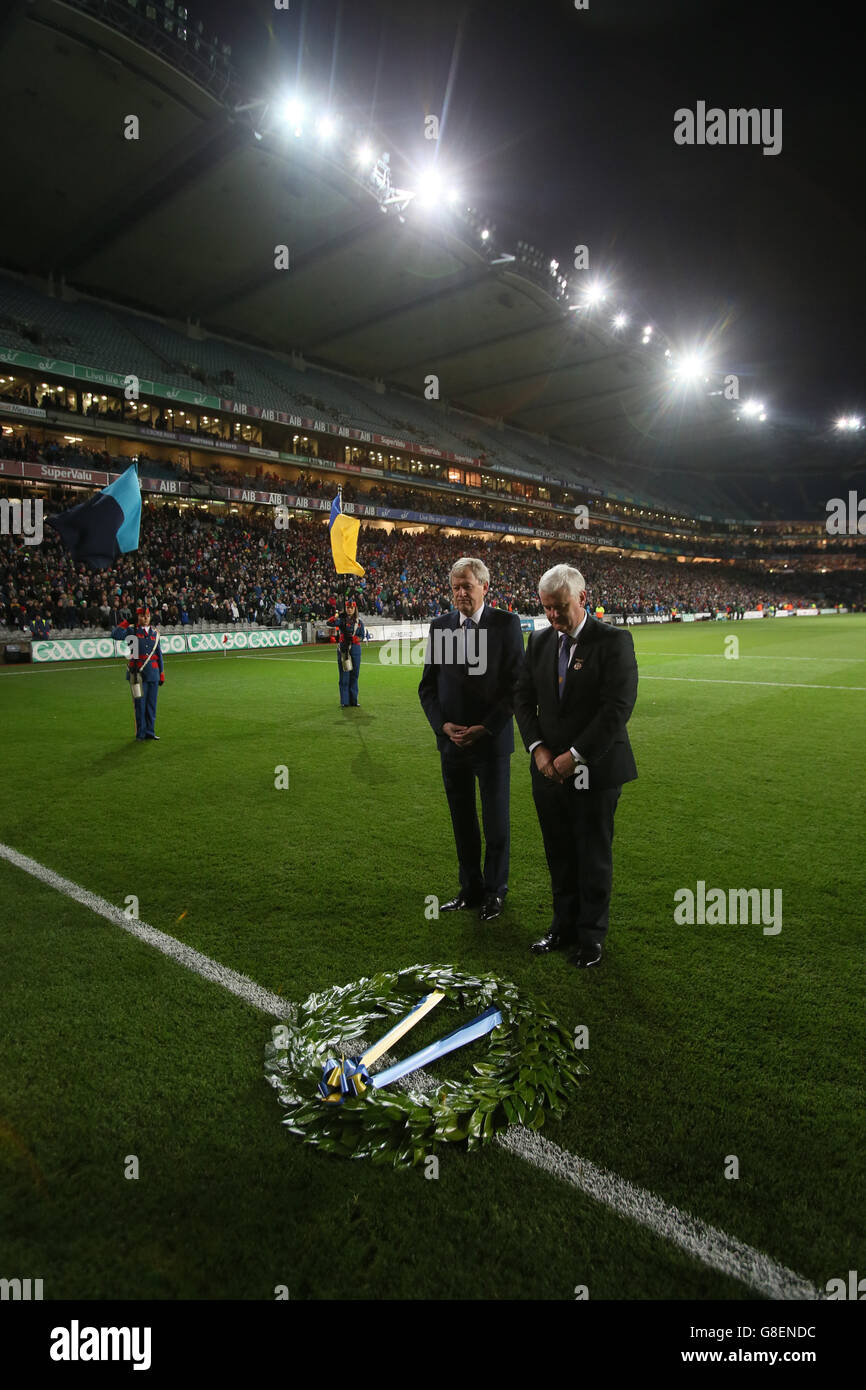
[369,152,415,215]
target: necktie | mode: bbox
[558,632,570,700]
[463,617,475,672]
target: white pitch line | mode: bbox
[642,652,865,663]
[640,675,866,692]
[0,654,313,675]
[0,842,824,1301]
[0,653,356,674]
[496,1129,822,1301]
[5,663,865,690]
[0,842,295,1021]
[234,656,346,664]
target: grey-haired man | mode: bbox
[514,564,638,966]
[419,557,524,922]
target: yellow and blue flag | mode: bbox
[48,464,142,570]
[328,492,365,576]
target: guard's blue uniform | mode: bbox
[327,612,366,706]
[112,621,164,739]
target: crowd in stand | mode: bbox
[2,431,115,471]
[194,465,568,531]
[7,432,862,566]
[2,432,686,545]
[1,500,862,637]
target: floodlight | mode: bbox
[316,114,338,141]
[281,98,304,128]
[415,169,442,207]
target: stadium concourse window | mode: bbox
[198,414,225,440]
[232,421,261,445]
[34,384,71,410]
[0,376,34,408]
[80,391,122,420]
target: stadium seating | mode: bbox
[0,273,677,506]
[2,497,861,644]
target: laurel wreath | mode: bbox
[264,963,586,1166]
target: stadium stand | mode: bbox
[0,272,739,514]
[2,273,863,643]
[1,497,861,643]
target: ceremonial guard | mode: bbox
[326,594,366,707]
[112,605,164,740]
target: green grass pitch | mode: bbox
[1,616,864,1300]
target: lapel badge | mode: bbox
[572,658,583,672]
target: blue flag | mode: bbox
[48,465,142,570]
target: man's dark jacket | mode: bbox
[514,614,638,788]
[419,605,525,759]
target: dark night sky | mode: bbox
[204,0,865,429]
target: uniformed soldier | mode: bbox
[326,594,366,707]
[111,605,164,740]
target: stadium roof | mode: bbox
[0,0,859,511]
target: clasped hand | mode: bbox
[534,746,578,782]
[443,722,488,748]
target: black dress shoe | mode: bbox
[440,891,482,912]
[570,942,603,968]
[530,930,566,954]
[479,893,505,921]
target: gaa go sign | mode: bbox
[32,638,115,662]
[31,628,303,661]
[187,628,302,651]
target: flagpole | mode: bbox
[337,486,343,603]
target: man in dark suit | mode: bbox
[514,563,638,967]
[419,558,525,922]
